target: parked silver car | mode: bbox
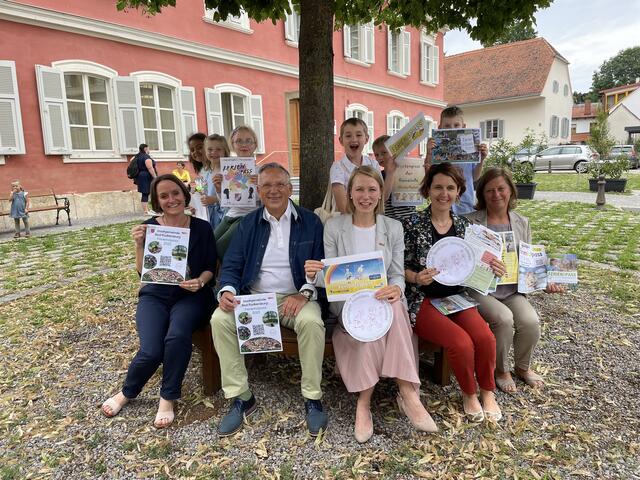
[609,145,639,169]
[525,145,599,173]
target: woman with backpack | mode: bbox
[134,144,157,214]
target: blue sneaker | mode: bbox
[217,394,257,437]
[304,399,328,436]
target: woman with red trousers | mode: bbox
[403,163,504,423]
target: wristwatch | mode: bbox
[300,289,313,301]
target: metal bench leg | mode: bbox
[66,208,71,226]
[56,209,60,225]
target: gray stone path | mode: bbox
[534,190,640,212]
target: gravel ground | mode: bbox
[1,265,639,479]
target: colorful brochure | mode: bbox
[431,292,479,316]
[384,113,429,160]
[390,156,426,207]
[141,225,190,285]
[463,224,503,295]
[497,231,518,285]
[234,293,283,354]
[322,251,387,302]
[518,242,548,294]
[431,128,481,164]
[220,157,256,208]
[547,254,578,290]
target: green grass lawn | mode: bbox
[533,172,640,193]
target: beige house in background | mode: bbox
[607,87,640,143]
[444,38,573,147]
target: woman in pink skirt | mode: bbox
[305,166,437,443]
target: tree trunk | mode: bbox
[298,0,334,209]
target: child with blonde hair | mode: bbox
[200,134,230,230]
[9,180,30,238]
[214,125,259,257]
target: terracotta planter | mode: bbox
[588,178,627,192]
[516,183,537,200]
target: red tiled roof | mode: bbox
[599,82,640,94]
[572,103,600,119]
[444,37,568,106]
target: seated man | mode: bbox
[211,162,328,437]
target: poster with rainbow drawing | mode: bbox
[322,251,387,302]
[220,157,256,208]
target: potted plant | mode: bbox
[511,160,537,199]
[587,154,629,192]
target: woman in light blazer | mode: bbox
[305,166,436,443]
[465,168,565,393]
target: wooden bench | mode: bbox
[0,189,71,226]
[192,323,451,396]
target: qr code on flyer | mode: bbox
[159,256,172,267]
[252,324,265,336]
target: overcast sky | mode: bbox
[443,0,640,93]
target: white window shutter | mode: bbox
[250,95,265,154]
[386,113,393,135]
[0,61,25,155]
[284,12,297,42]
[387,28,393,71]
[364,23,375,64]
[205,88,224,136]
[480,121,487,140]
[345,106,354,120]
[343,25,351,57]
[498,120,504,139]
[113,76,143,154]
[365,110,374,152]
[35,65,71,155]
[432,45,439,84]
[402,30,411,75]
[420,41,427,82]
[179,86,197,155]
[404,115,410,127]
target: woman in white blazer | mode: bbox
[305,166,436,443]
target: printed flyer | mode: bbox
[463,224,503,295]
[431,292,479,316]
[220,157,257,208]
[384,113,429,160]
[390,156,426,207]
[547,254,578,290]
[322,251,387,302]
[497,231,519,285]
[431,128,481,164]
[518,241,548,294]
[234,293,283,354]
[141,225,190,285]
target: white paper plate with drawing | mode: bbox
[342,290,393,342]
[426,237,476,286]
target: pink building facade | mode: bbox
[0,0,446,195]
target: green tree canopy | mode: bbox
[592,46,640,93]
[480,18,538,47]
[116,0,553,208]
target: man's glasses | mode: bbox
[258,182,290,191]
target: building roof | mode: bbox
[599,81,640,95]
[572,102,600,119]
[610,88,640,120]
[444,37,568,106]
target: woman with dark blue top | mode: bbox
[135,143,157,214]
[102,174,217,428]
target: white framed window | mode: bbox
[552,80,559,93]
[345,103,374,153]
[561,117,570,138]
[343,23,375,65]
[386,110,409,136]
[419,116,436,155]
[550,115,559,137]
[420,32,439,85]
[0,60,26,156]
[205,83,265,154]
[563,84,569,96]
[64,73,114,152]
[480,119,504,140]
[284,1,300,46]
[139,83,178,152]
[203,7,252,33]
[387,27,411,76]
